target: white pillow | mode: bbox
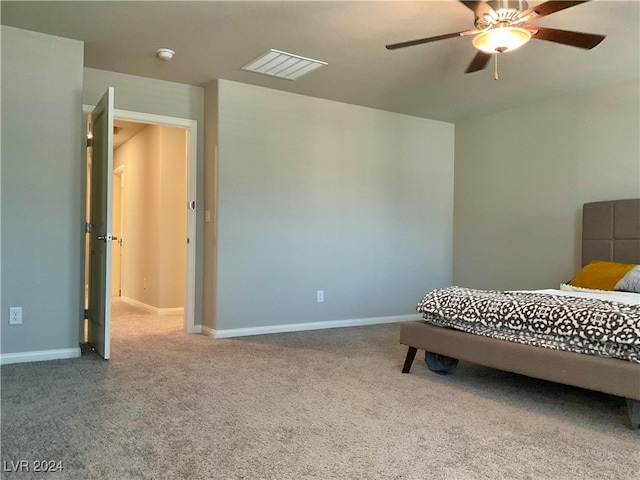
[615,265,640,293]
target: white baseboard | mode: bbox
[200,325,215,337]
[0,347,81,365]
[119,296,184,315]
[199,314,420,339]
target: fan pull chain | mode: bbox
[494,54,499,81]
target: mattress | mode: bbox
[416,286,640,363]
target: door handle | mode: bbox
[97,234,118,242]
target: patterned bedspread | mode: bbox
[416,287,640,363]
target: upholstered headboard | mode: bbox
[582,198,640,266]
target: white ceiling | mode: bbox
[2,1,638,123]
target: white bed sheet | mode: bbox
[515,288,640,306]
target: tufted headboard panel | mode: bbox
[582,198,640,266]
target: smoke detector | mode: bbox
[156,48,175,61]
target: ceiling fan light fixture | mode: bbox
[472,26,531,54]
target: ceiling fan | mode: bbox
[385,0,606,78]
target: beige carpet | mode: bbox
[1,301,639,479]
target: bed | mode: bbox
[400,198,640,429]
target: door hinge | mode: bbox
[188,200,196,210]
[86,138,93,148]
[84,309,89,319]
[85,222,93,233]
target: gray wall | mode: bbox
[212,80,455,331]
[5,25,636,355]
[202,81,219,330]
[83,68,203,122]
[453,79,640,291]
[1,26,84,354]
[83,68,205,324]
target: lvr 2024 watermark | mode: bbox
[3,460,64,473]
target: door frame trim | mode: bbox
[82,105,198,335]
[112,165,124,298]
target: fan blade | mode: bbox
[519,1,589,22]
[465,51,492,73]
[386,30,475,50]
[526,26,605,49]
[459,1,496,19]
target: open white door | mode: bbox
[88,88,115,359]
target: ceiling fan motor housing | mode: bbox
[475,0,529,29]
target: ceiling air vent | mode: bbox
[242,49,327,80]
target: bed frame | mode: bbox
[400,198,640,429]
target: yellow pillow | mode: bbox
[569,261,638,291]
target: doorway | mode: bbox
[84,106,198,348]
[111,120,188,317]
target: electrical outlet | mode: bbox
[9,307,22,325]
[316,290,324,303]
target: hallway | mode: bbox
[110,299,185,355]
